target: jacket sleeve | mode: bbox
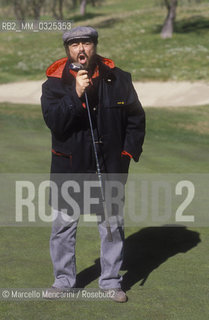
[41,77,86,137]
[123,80,146,162]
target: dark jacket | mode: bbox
[41,55,145,175]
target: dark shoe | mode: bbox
[104,288,128,303]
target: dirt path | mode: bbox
[0,80,209,107]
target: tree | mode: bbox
[80,0,104,16]
[3,0,104,20]
[80,0,87,16]
[12,0,45,21]
[31,0,46,20]
[50,0,102,18]
[13,0,26,21]
[161,0,178,38]
[72,0,77,8]
[161,0,204,39]
[52,0,64,20]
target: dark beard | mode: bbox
[86,54,99,77]
[68,53,99,77]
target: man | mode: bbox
[41,26,145,303]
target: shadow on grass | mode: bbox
[154,15,209,34]
[76,225,200,291]
[93,17,122,29]
[66,12,104,23]
[174,16,209,33]
[66,12,121,28]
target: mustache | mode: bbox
[77,52,88,59]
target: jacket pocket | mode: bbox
[51,149,72,167]
[121,154,130,173]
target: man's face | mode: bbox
[68,40,96,69]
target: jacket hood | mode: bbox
[46,55,115,78]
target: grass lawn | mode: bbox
[0,103,209,319]
[0,0,209,83]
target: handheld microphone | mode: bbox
[69,62,84,71]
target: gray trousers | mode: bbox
[50,210,124,289]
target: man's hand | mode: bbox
[76,70,90,98]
